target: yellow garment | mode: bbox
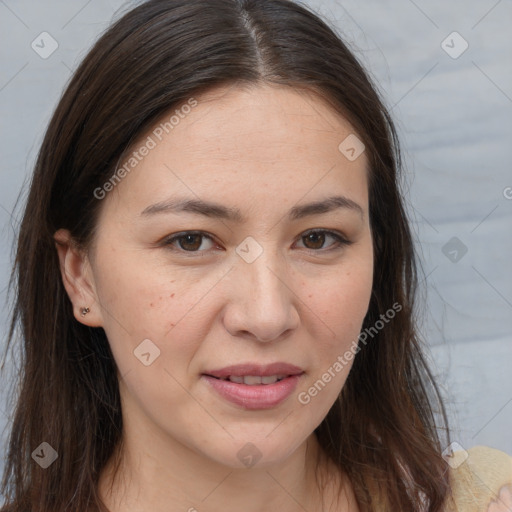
[444,445,512,511]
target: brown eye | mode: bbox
[302,231,326,250]
[163,231,216,253]
[162,229,351,257]
[176,234,203,251]
[296,229,351,252]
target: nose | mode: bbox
[222,248,300,343]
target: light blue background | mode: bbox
[1,0,511,484]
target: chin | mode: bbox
[197,432,310,470]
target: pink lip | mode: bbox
[202,362,304,410]
[204,362,304,379]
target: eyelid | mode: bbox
[161,228,352,255]
[161,230,220,256]
[298,228,352,248]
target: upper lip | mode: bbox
[204,363,304,379]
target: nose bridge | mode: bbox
[224,238,299,341]
[240,240,287,308]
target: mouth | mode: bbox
[201,362,305,410]
[205,374,291,385]
[203,362,304,382]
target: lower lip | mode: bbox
[202,374,302,410]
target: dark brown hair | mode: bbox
[1,0,452,510]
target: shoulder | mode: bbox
[444,445,512,512]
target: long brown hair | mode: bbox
[1,1,451,510]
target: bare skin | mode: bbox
[55,83,370,511]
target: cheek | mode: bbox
[297,265,372,415]
[311,261,373,344]
[91,252,209,373]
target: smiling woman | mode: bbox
[1,1,511,512]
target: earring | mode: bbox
[80,307,90,317]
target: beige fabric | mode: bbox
[444,446,512,511]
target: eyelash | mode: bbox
[161,229,352,256]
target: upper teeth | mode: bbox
[226,375,287,385]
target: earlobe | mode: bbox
[53,228,103,327]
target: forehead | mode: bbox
[99,83,369,221]
[174,83,359,157]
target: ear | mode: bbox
[53,228,104,327]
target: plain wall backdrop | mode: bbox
[1,0,511,484]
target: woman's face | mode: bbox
[75,84,373,468]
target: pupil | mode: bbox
[305,232,324,249]
[181,234,201,251]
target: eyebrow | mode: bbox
[140,195,364,222]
